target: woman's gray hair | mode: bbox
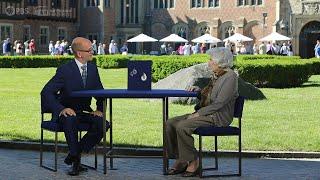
[207,47,234,69]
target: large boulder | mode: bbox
[152,63,266,104]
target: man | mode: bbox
[314,39,320,58]
[41,37,109,176]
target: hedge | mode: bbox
[1,55,320,88]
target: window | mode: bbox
[191,0,203,8]
[0,24,13,41]
[87,34,98,42]
[51,0,61,8]
[23,26,30,42]
[209,0,219,7]
[40,26,49,45]
[224,26,235,38]
[69,0,76,8]
[172,24,188,39]
[198,26,210,36]
[105,0,111,8]
[28,0,38,6]
[85,0,100,7]
[154,0,175,9]
[58,28,66,40]
[121,0,139,24]
[239,0,262,6]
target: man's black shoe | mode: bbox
[67,155,81,176]
[64,154,72,165]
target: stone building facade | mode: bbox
[0,0,78,53]
[0,0,319,57]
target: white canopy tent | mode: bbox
[127,33,158,54]
[192,34,221,43]
[223,33,253,42]
[159,34,188,43]
[259,32,291,42]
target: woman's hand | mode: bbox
[186,86,201,92]
[187,112,200,119]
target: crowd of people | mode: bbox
[3,37,320,58]
[2,38,36,56]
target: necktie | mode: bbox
[81,65,87,87]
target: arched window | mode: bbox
[172,23,189,39]
[224,26,235,38]
[196,23,210,36]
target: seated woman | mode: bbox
[166,47,239,177]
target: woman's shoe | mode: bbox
[181,167,200,177]
[167,164,188,175]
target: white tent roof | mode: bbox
[259,32,291,42]
[127,33,158,42]
[192,34,221,43]
[223,33,253,42]
[159,34,188,42]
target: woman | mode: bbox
[166,47,239,177]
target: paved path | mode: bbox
[0,148,319,179]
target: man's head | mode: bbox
[71,37,94,63]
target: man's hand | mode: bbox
[187,112,200,119]
[186,86,201,92]
[90,110,103,117]
[59,108,76,117]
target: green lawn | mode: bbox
[0,68,320,152]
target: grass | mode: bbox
[0,68,320,152]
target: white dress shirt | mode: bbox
[74,59,87,75]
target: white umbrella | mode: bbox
[192,34,221,43]
[127,33,158,54]
[223,33,253,42]
[159,34,188,43]
[259,32,291,42]
[127,33,158,42]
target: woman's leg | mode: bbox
[165,114,189,159]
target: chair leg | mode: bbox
[40,129,43,167]
[54,132,58,171]
[95,145,98,169]
[198,135,203,178]
[238,134,242,176]
[215,136,218,169]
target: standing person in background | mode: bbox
[160,43,167,55]
[192,43,200,54]
[13,40,18,56]
[24,40,30,56]
[97,43,105,55]
[287,41,293,56]
[266,42,273,55]
[49,41,54,55]
[200,43,207,54]
[279,43,289,56]
[15,40,23,56]
[252,43,258,55]
[314,39,320,58]
[29,39,36,55]
[167,44,173,55]
[178,43,184,55]
[109,40,116,54]
[92,40,97,55]
[183,42,191,56]
[259,42,266,55]
[120,42,129,55]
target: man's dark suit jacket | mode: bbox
[41,60,104,118]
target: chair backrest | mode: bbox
[233,96,245,118]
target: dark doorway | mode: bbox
[299,21,320,58]
[127,36,136,54]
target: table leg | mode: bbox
[103,98,107,174]
[163,97,169,175]
[109,98,114,169]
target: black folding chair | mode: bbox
[194,96,245,178]
[40,110,98,172]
